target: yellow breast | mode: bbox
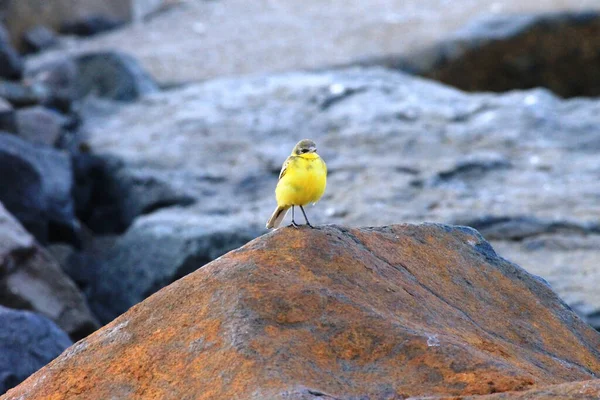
[275,154,327,207]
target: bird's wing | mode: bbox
[278,156,295,180]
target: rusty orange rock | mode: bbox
[3,224,600,399]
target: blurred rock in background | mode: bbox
[0,202,98,339]
[0,306,72,394]
[0,0,177,50]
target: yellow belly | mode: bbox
[276,156,327,207]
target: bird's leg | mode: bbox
[289,206,299,228]
[299,206,313,228]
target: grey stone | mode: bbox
[0,306,72,395]
[71,153,194,234]
[75,52,158,102]
[0,133,78,244]
[15,106,67,146]
[86,207,261,323]
[0,80,49,108]
[24,58,78,113]
[0,97,16,133]
[0,202,99,339]
[23,25,58,53]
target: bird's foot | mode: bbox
[288,221,300,228]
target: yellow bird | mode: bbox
[266,139,327,229]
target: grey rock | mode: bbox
[22,25,58,54]
[0,98,16,133]
[0,23,23,80]
[87,207,261,323]
[0,80,49,108]
[0,306,72,395]
[0,133,78,244]
[24,58,78,113]
[47,234,118,293]
[72,153,194,234]
[15,106,67,146]
[75,52,158,102]
[0,202,99,339]
[81,67,600,328]
[455,216,598,241]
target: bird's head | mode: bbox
[293,139,318,156]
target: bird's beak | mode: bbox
[310,147,317,153]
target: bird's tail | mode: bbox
[266,205,290,229]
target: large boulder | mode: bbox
[0,306,71,396]
[76,67,600,329]
[0,133,79,244]
[3,224,600,399]
[0,202,98,339]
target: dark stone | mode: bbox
[0,133,79,245]
[457,216,597,241]
[22,25,58,54]
[0,80,49,108]
[15,106,67,146]
[0,203,99,339]
[73,154,195,234]
[60,15,123,37]
[0,23,23,80]
[74,52,158,101]
[86,208,261,323]
[0,97,16,132]
[0,306,71,395]
[25,58,78,113]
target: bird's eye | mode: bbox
[301,149,309,153]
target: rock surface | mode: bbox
[0,133,79,244]
[0,306,71,395]
[0,202,98,339]
[23,0,600,85]
[456,379,600,399]
[78,67,600,328]
[3,224,600,399]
